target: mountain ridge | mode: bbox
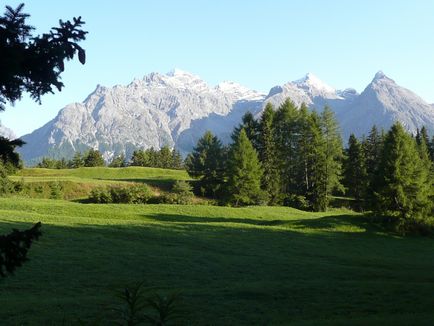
[17,70,434,164]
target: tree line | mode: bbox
[36,146,184,169]
[186,99,434,222]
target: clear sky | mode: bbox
[2,0,434,136]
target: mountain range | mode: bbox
[17,69,434,164]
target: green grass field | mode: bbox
[0,196,433,325]
[10,167,190,199]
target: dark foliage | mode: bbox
[0,3,87,110]
[0,222,42,277]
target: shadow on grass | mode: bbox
[145,212,381,234]
[0,216,433,325]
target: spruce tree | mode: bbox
[231,111,260,150]
[305,111,328,211]
[109,154,126,167]
[257,103,280,204]
[226,129,264,206]
[70,152,84,168]
[374,122,432,220]
[273,99,299,195]
[343,134,368,210]
[320,106,344,206]
[362,125,384,208]
[171,149,183,169]
[185,131,225,198]
[83,149,105,167]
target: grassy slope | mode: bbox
[10,167,191,199]
[0,198,433,325]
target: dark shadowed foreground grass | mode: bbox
[0,198,433,325]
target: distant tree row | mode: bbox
[130,146,183,169]
[37,148,105,168]
[36,146,183,169]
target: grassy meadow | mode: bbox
[0,167,433,325]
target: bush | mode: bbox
[49,182,63,199]
[89,184,153,204]
[284,194,310,211]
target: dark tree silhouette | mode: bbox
[0,222,42,277]
[0,3,88,110]
[0,3,87,276]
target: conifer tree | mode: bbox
[83,149,105,167]
[231,111,260,150]
[185,131,225,198]
[305,111,328,211]
[171,149,183,169]
[362,125,384,208]
[343,134,368,210]
[158,145,172,168]
[294,103,312,196]
[373,122,432,220]
[109,154,126,167]
[273,99,299,194]
[430,135,434,163]
[70,152,84,168]
[226,129,264,206]
[320,106,344,205]
[257,103,280,204]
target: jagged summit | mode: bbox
[293,72,336,94]
[17,70,434,165]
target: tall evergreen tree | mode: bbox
[373,123,432,220]
[185,131,225,198]
[158,145,172,168]
[83,149,105,167]
[257,103,280,204]
[320,106,344,205]
[70,152,84,168]
[171,149,183,169]
[430,135,434,163]
[362,125,384,208]
[226,129,264,206]
[305,111,328,211]
[273,99,299,195]
[343,134,368,210]
[231,111,260,150]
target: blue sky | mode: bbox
[2,0,434,136]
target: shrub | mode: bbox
[89,184,153,204]
[284,194,310,211]
[49,182,63,199]
[158,180,194,205]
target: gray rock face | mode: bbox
[18,70,434,164]
[19,69,266,163]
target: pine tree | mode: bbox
[158,145,172,168]
[294,103,312,196]
[70,152,84,168]
[362,125,384,208]
[83,149,105,167]
[343,134,368,210]
[373,122,432,220]
[170,149,183,169]
[226,129,264,206]
[231,111,260,150]
[273,99,299,195]
[320,106,344,206]
[430,135,434,163]
[185,131,225,198]
[305,111,328,211]
[257,103,280,204]
[109,154,126,167]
